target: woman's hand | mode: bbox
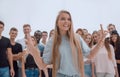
[97,24,108,46]
[25,34,46,70]
[46,64,53,68]
[99,24,108,41]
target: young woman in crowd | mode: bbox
[92,31,99,45]
[92,30,118,77]
[110,30,120,77]
[25,10,107,77]
[84,33,92,77]
[76,28,85,39]
[49,29,55,39]
[84,33,92,48]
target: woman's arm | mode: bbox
[88,24,106,59]
[43,68,49,77]
[115,67,119,77]
[116,60,120,64]
[88,40,103,59]
[25,34,47,70]
[91,62,96,77]
[21,50,30,77]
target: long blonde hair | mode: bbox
[52,10,84,77]
[104,38,112,60]
[98,30,112,60]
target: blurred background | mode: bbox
[0,0,120,39]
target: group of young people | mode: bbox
[0,10,120,77]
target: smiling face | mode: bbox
[23,26,31,35]
[57,12,71,35]
[85,34,92,45]
[9,30,18,40]
[111,34,118,43]
[23,24,31,36]
[108,25,116,33]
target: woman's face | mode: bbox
[85,35,92,45]
[111,34,118,43]
[92,33,98,43]
[77,31,83,36]
[50,30,54,37]
[57,13,71,35]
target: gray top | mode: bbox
[42,35,90,76]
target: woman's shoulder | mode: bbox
[47,37,53,44]
[75,33,83,41]
[109,44,114,48]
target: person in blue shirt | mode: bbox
[25,10,106,77]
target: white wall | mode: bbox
[0,0,120,39]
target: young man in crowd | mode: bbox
[0,21,14,77]
[17,24,32,77]
[9,27,23,77]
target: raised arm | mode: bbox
[25,34,46,70]
[88,24,108,59]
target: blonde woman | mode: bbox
[92,30,118,77]
[25,10,106,77]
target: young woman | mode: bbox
[92,30,118,77]
[92,31,99,45]
[49,29,55,39]
[76,28,84,39]
[84,33,93,77]
[25,10,106,77]
[84,33,92,48]
[110,30,120,76]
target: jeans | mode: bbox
[84,63,92,77]
[57,73,80,77]
[25,68,39,77]
[96,73,114,77]
[18,67,22,77]
[0,67,10,77]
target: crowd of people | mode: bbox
[0,10,120,77]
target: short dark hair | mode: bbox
[111,30,119,35]
[10,27,18,32]
[107,24,115,28]
[23,24,31,28]
[0,21,4,26]
[42,31,48,34]
[34,30,42,35]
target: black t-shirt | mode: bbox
[0,36,11,67]
[11,42,22,70]
[25,54,38,69]
[115,42,120,60]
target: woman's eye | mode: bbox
[60,17,65,20]
[68,18,71,21]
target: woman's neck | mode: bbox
[60,30,67,36]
